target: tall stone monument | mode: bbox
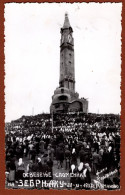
[50,13,88,113]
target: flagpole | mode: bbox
[52,110,53,134]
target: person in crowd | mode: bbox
[26,159,33,173]
[28,141,34,159]
[65,145,71,169]
[16,158,25,181]
[84,163,91,187]
[76,162,85,189]
[57,147,64,169]
[92,150,100,175]
[8,159,16,182]
[50,146,55,161]
[79,147,86,163]
[71,148,77,165]
[47,156,53,180]
[39,139,45,155]
[69,164,77,188]
[32,158,39,172]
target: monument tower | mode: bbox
[50,13,88,113]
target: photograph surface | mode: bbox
[4,2,121,190]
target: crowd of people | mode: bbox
[5,112,120,189]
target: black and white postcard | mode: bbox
[4,2,121,190]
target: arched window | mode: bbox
[58,95,68,101]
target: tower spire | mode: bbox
[63,12,71,28]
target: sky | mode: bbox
[4,2,122,122]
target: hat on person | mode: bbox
[18,158,23,166]
[72,148,75,154]
[78,162,84,171]
[37,157,41,162]
[85,163,91,171]
[71,164,75,173]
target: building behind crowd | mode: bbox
[50,13,88,114]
